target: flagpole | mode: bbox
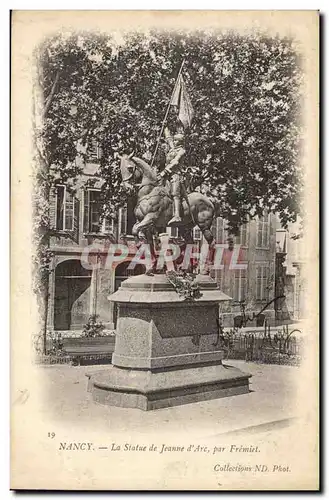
[150,59,185,168]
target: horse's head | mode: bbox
[118,151,142,191]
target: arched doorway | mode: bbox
[54,260,92,330]
[113,261,145,327]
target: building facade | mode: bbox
[209,213,277,326]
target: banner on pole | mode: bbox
[170,74,194,129]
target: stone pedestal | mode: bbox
[87,274,251,410]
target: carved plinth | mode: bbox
[87,274,251,410]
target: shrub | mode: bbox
[82,315,105,338]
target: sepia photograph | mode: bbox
[10,10,319,490]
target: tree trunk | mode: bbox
[33,49,57,353]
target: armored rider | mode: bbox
[159,126,186,226]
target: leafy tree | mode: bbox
[37,29,303,228]
[33,29,304,338]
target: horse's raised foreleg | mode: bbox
[132,215,159,275]
[133,212,157,235]
[132,220,151,249]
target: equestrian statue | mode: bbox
[118,60,218,273]
[118,147,217,271]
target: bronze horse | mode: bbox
[119,153,216,271]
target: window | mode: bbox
[56,186,74,231]
[118,198,136,236]
[84,189,112,234]
[256,264,269,301]
[87,139,102,161]
[166,226,179,238]
[165,226,200,240]
[89,190,102,233]
[256,213,270,248]
[193,226,201,241]
[100,218,115,235]
[216,217,227,244]
[235,223,249,247]
[232,268,247,302]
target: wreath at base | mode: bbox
[166,270,203,300]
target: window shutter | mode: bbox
[56,186,65,230]
[215,268,224,291]
[233,271,239,301]
[241,270,247,301]
[263,266,269,301]
[265,215,270,247]
[263,224,267,247]
[49,186,57,229]
[73,197,79,240]
[118,207,127,236]
[256,219,262,247]
[256,267,262,300]
[83,190,90,233]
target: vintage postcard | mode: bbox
[11,10,319,490]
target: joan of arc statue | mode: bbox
[158,126,186,226]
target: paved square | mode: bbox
[39,360,299,439]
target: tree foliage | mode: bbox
[36,28,304,232]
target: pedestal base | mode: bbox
[87,274,251,410]
[87,363,250,411]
